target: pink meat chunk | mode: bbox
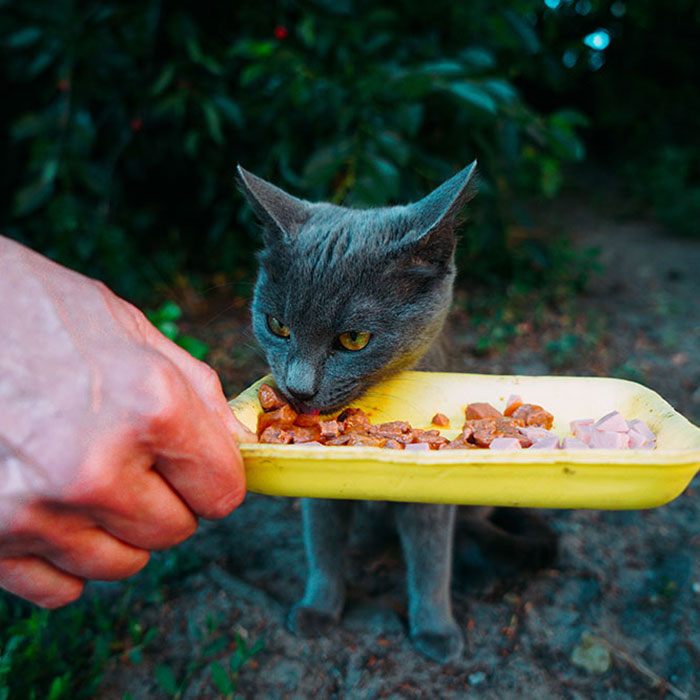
[404,442,431,452]
[529,436,561,449]
[628,419,656,443]
[590,431,630,449]
[570,419,594,444]
[561,436,590,450]
[594,411,629,433]
[489,437,523,450]
[518,426,555,441]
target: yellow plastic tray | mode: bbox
[228,372,700,510]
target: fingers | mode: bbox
[141,320,258,444]
[68,443,200,550]
[0,556,84,608]
[138,362,247,519]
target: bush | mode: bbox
[1,1,586,300]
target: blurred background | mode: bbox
[2,0,699,302]
[2,3,700,698]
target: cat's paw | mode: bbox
[287,604,339,637]
[412,624,464,664]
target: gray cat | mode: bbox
[237,164,551,664]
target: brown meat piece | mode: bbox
[258,383,287,412]
[383,438,404,449]
[258,404,298,433]
[511,404,554,430]
[319,420,341,438]
[325,434,352,446]
[440,435,479,449]
[287,425,322,443]
[344,433,387,448]
[369,421,412,437]
[431,413,450,427]
[464,402,502,420]
[503,399,523,417]
[295,413,320,427]
[465,417,532,448]
[337,407,371,432]
[259,425,293,444]
[410,429,449,449]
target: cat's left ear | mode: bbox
[400,161,478,265]
[237,166,312,241]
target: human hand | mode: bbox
[0,236,256,607]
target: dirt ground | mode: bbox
[99,198,700,699]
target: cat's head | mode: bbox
[239,163,477,413]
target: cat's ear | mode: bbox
[237,166,311,240]
[400,161,478,265]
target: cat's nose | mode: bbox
[285,359,319,403]
[287,386,317,402]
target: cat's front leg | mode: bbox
[395,502,463,664]
[288,498,352,637]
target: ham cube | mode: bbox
[628,419,656,443]
[489,437,523,450]
[590,431,630,449]
[570,419,594,444]
[594,411,629,433]
[561,436,590,450]
[518,426,554,441]
[629,431,653,449]
[529,436,561,449]
[405,442,430,452]
[504,394,523,417]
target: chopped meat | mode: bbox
[489,437,522,450]
[431,413,450,427]
[510,404,554,430]
[319,420,341,438]
[384,438,404,449]
[344,433,387,448]
[258,404,297,433]
[561,436,589,449]
[259,425,293,444]
[464,402,502,420]
[337,407,371,431]
[258,383,288,412]
[295,413,321,427]
[440,435,478,450]
[594,410,629,433]
[287,425,322,443]
[405,442,430,452]
[529,436,561,449]
[503,395,523,417]
[369,421,412,437]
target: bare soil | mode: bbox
[99,199,700,699]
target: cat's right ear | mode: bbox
[237,166,311,242]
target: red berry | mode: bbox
[56,79,70,92]
[130,117,143,131]
[274,25,288,40]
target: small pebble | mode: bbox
[468,671,486,686]
[571,632,611,674]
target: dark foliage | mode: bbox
[0,0,586,300]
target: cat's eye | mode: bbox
[267,315,290,339]
[337,331,372,351]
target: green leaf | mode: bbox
[158,301,183,322]
[151,64,176,96]
[201,101,223,144]
[210,661,232,693]
[12,178,54,216]
[459,47,496,70]
[128,647,143,665]
[419,60,464,76]
[447,81,497,114]
[177,335,209,360]
[482,79,519,103]
[212,95,243,127]
[155,664,178,696]
[203,636,229,657]
[5,27,42,49]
